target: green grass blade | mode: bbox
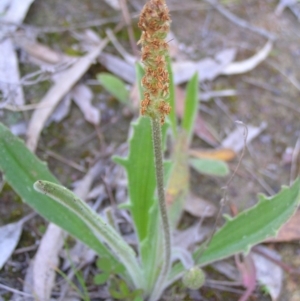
[0,123,121,275]
[168,179,300,284]
[97,72,129,104]
[181,73,199,144]
[34,180,143,289]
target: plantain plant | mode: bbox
[0,0,300,300]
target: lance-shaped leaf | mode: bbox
[168,179,300,284]
[0,123,122,279]
[34,181,144,289]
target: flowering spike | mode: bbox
[138,0,171,124]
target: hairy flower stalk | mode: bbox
[138,0,172,299]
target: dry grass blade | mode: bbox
[26,39,108,152]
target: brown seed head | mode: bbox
[138,0,172,124]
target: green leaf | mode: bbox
[94,272,110,285]
[97,72,129,104]
[189,158,229,176]
[119,279,130,296]
[113,117,156,243]
[168,179,300,284]
[181,73,199,144]
[34,180,143,289]
[96,257,114,272]
[0,123,118,269]
[199,179,300,265]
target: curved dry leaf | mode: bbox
[221,41,273,75]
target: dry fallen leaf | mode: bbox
[221,122,267,153]
[184,193,217,218]
[71,84,100,125]
[275,0,297,16]
[98,53,136,84]
[189,148,236,161]
[173,48,237,84]
[32,223,65,300]
[221,41,273,75]
[104,0,121,10]
[266,210,300,242]
[0,213,34,270]
[16,38,64,65]
[173,222,211,251]
[46,94,72,125]
[252,246,283,301]
[0,221,23,269]
[0,0,35,106]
